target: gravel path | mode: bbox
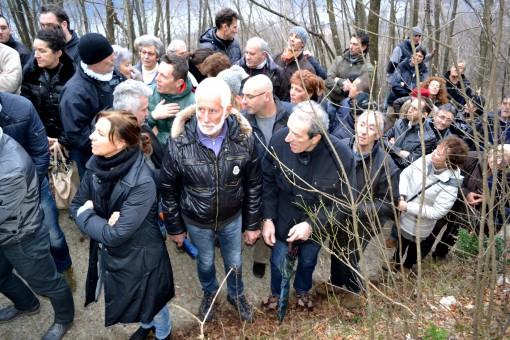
[0,213,388,339]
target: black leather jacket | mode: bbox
[159,106,262,234]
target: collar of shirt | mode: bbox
[196,122,228,155]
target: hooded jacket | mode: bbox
[325,50,374,105]
[147,77,195,145]
[0,129,42,246]
[65,30,80,63]
[198,27,241,63]
[159,106,262,234]
[21,52,75,139]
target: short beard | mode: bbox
[197,111,227,137]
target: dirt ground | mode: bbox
[0,213,387,339]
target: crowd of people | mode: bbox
[0,4,509,340]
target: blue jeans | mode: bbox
[0,225,75,324]
[69,147,90,178]
[40,177,72,272]
[141,305,171,339]
[186,214,244,298]
[270,239,321,295]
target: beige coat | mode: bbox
[0,43,22,94]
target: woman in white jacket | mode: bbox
[394,136,468,270]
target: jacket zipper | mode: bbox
[214,156,219,231]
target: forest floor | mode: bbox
[0,213,509,339]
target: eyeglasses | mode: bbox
[242,92,266,100]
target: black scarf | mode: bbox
[88,148,139,212]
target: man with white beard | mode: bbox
[159,77,262,323]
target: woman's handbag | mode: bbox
[49,143,80,209]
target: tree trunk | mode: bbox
[187,0,191,50]
[442,0,457,71]
[140,0,147,34]
[412,0,420,26]
[355,0,367,29]
[327,0,343,55]
[166,0,171,45]
[476,0,493,90]
[6,0,30,47]
[389,0,397,50]
[20,0,36,42]
[433,0,441,72]
[105,0,115,43]
[367,0,381,89]
[424,0,433,52]
[133,0,144,37]
[124,0,136,54]
[154,0,162,37]
[78,0,90,33]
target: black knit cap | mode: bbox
[79,33,113,65]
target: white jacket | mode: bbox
[399,154,462,239]
[0,43,21,94]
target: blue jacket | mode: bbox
[388,58,428,105]
[0,92,49,184]
[198,27,241,64]
[59,65,113,152]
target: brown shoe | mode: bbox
[261,295,279,313]
[385,238,397,248]
[296,293,313,311]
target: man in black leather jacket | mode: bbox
[159,77,261,323]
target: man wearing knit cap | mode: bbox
[59,32,114,176]
[274,26,316,97]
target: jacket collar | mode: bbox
[171,105,252,141]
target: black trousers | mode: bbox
[393,234,435,269]
[0,226,75,324]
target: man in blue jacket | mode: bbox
[59,33,114,176]
[198,8,241,63]
[0,92,73,279]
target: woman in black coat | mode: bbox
[21,27,75,146]
[71,110,174,339]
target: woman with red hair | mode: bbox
[289,69,325,104]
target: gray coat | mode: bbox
[0,128,42,246]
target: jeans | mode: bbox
[69,147,90,179]
[186,214,244,298]
[270,239,321,295]
[141,305,171,339]
[40,177,72,272]
[0,225,75,324]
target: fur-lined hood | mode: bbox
[170,105,252,139]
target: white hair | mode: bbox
[195,77,232,110]
[167,39,187,54]
[113,79,153,112]
[246,36,270,54]
[134,34,165,57]
[292,100,329,135]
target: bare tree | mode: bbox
[327,0,343,55]
[105,0,115,43]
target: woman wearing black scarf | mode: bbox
[70,110,174,339]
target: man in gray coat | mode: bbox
[0,128,74,340]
